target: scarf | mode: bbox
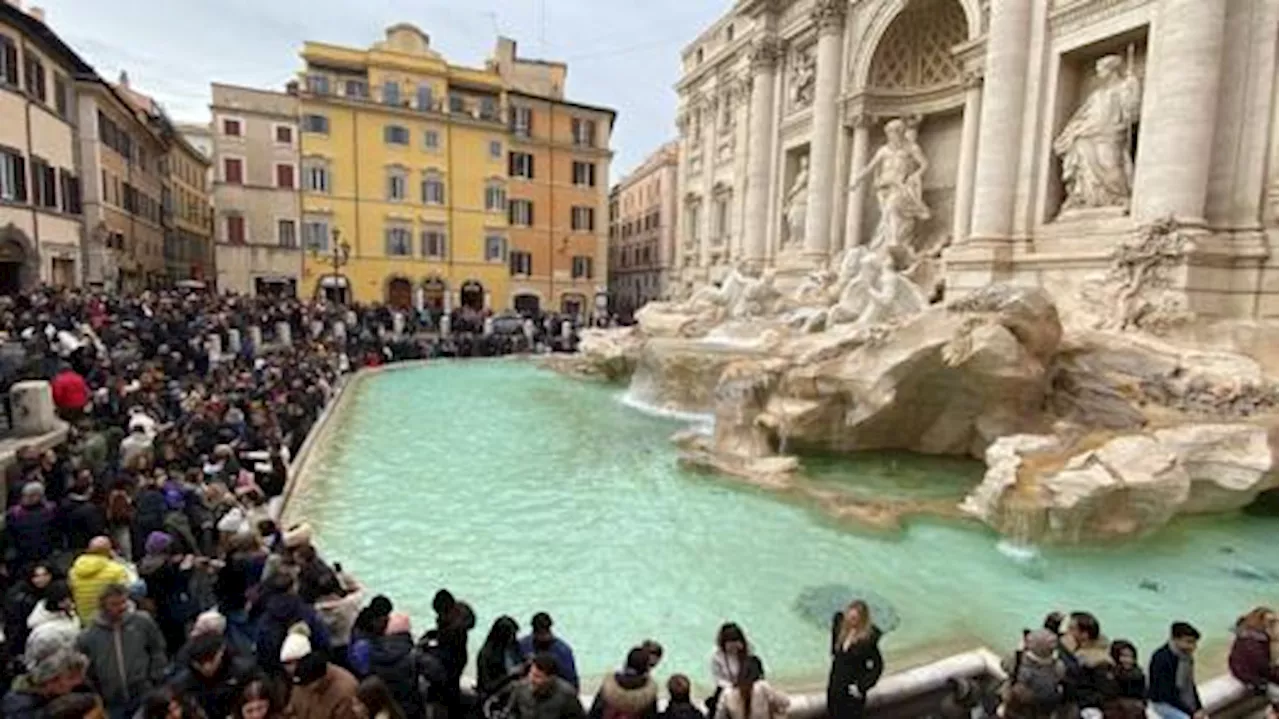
[1170,643,1196,711]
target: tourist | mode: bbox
[505,653,586,719]
[354,675,407,719]
[76,583,169,719]
[368,613,423,719]
[135,685,203,719]
[1107,639,1148,719]
[42,691,107,719]
[254,572,332,678]
[68,537,131,624]
[234,678,288,719]
[168,632,262,719]
[59,468,107,552]
[3,562,56,657]
[826,600,884,719]
[1228,607,1278,700]
[286,651,360,719]
[713,655,788,719]
[641,640,663,671]
[661,675,704,719]
[1061,611,1116,716]
[999,629,1064,718]
[348,595,394,677]
[587,647,659,719]
[477,615,527,701]
[6,481,59,570]
[25,581,81,655]
[51,361,90,422]
[310,569,366,673]
[137,531,201,655]
[518,612,579,690]
[1148,622,1206,719]
[429,589,475,719]
[2,634,90,719]
[710,622,752,712]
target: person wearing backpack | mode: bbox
[1000,629,1064,719]
[587,647,659,719]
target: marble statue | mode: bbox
[1053,54,1142,214]
[783,155,810,248]
[789,48,816,110]
[829,252,928,327]
[731,269,781,319]
[850,118,931,261]
[683,262,750,314]
[792,262,839,306]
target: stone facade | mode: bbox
[608,140,678,317]
[673,0,1279,321]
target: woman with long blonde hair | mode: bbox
[826,600,884,719]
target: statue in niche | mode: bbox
[850,118,931,264]
[789,48,816,110]
[1053,53,1142,215]
[783,155,810,248]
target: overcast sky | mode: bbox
[37,0,726,176]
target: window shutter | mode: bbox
[507,152,515,177]
[528,155,535,179]
[2,41,17,85]
[13,155,26,202]
[528,201,534,226]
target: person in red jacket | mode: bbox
[50,364,90,421]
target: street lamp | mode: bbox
[311,227,352,302]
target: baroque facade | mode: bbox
[673,0,1279,320]
[608,140,678,317]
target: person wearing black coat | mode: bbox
[2,563,53,657]
[59,470,107,551]
[369,614,425,719]
[169,633,261,719]
[826,602,884,719]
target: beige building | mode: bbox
[210,83,302,296]
[0,2,86,291]
[674,0,1278,320]
[608,140,678,316]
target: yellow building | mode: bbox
[298,24,510,309]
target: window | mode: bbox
[571,118,596,148]
[509,106,532,137]
[508,199,533,227]
[421,227,447,258]
[278,219,297,248]
[571,206,595,232]
[484,235,508,262]
[688,203,701,242]
[303,220,329,251]
[424,130,440,151]
[222,118,242,136]
[695,47,704,64]
[223,158,243,184]
[508,152,534,179]
[484,183,506,212]
[385,226,412,256]
[53,75,68,118]
[572,255,594,279]
[23,55,45,103]
[509,250,532,276]
[383,81,400,106]
[572,161,596,187]
[0,150,27,202]
[449,93,466,114]
[304,163,330,193]
[726,24,735,41]
[715,197,729,238]
[275,164,295,189]
[30,157,55,208]
[489,140,502,159]
[0,35,16,87]
[421,174,445,205]
[59,170,81,214]
[226,215,246,244]
[384,125,409,146]
[479,97,498,121]
[387,170,407,201]
[275,125,294,144]
[415,84,433,111]
[303,114,329,134]
[345,79,368,99]
[306,74,330,95]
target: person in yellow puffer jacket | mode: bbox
[68,536,131,623]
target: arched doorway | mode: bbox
[0,225,36,296]
[386,276,413,309]
[422,277,447,311]
[560,293,586,318]
[513,293,540,316]
[460,280,485,311]
[316,274,350,304]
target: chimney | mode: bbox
[27,5,44,22]
[118,70,129,88]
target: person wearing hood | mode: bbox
[26,580,81,654]
[712,655,787,719]
[588,647,660,719]
[76,583,168,719]
[1060,611,1117,715]
[6,480,59,568]
[2,633,91,719]
[431,588,476,719]
[1148,622,1205,719]
[169,632,262,719]
[137,531,199,655]
[1228,607,1278,700]
[285,637,360,719]
[477,615,528,701]
[999,629,1064,718]
[69,537,131,624]
[59,468,107,551]
[254,571,332,678]
[507,653,586,719]
[826,600,883,719]
[368,612,424,719]
[3,562,54,658]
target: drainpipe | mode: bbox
[20,36,38,290]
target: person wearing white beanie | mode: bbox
[280,622,313,667]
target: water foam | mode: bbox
[618,388,714,426]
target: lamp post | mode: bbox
[311,227,351,303]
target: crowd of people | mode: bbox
[0,286,1273,719]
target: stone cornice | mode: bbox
[749,35,786,71]
[1049,0,1148,35]
[811,0,847,34]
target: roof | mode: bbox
[0,2,94,76]
[506,89,618,125]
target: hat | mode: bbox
[386,613,412,636]
[22,481,45,498]
[293,652,328,685]
[144,531,173,556]
[190,609,227,638]
[1025,629,1058,659]
[283,522,313,549]
[279,623,313,663]
[187,632,226,663]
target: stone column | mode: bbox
[802,0,846,260]
[843,114,872,248]
[968,0,1032,240]
[743,36,783,268]
[1132,0,1227,225]
[952,74,984,242]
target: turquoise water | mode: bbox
[289,361,1278,689]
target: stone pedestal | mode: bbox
[11,381,56,436]
[275,322,292,347]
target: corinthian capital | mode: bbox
[749,35,785,71]
[811,0,846,34]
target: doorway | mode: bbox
[387,277,413,309]
[513,293,541,316]
[460,281,485,311]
